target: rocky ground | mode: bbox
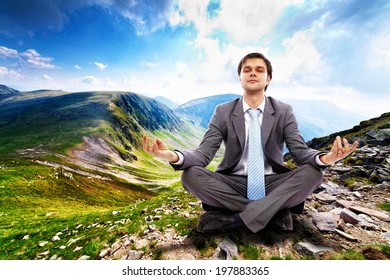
[99,142,390,260]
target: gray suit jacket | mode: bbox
[173,96,324,174]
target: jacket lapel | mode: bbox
[232,97,246,150]
[262,97,275,145]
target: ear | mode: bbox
[266,75,271,84]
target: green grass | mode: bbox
[0,168,200,259]
[378,203,390,211]
[331,249,365,260]
[239,244,262,260]
[0,90,208,260]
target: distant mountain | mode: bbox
[155,96,179,109]
[280,98,362,140]
[174,93,364,141]
[175,94,240,128]
[0,84,19,98]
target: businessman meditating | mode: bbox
[143,52,358,233]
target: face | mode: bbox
[239,58,271,93]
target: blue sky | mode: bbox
[0,0,389,119]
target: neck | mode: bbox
[243,91,265,109]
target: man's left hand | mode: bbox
[320,136,359,165]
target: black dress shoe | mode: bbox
[196,211,238,233]
[201,202,227,212]
[269,209,293,231]
[289,201,305,214]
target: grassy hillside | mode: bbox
[0,90,204,259]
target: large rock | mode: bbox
[312,212,337,231]
[294,241,334,258]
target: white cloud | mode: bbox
[0,46,19,58]
[0,46,55,69]
[41,74,52,81]
[170,0,211,35]
[171,0,304,43]
[104,78,115,87]
[74,64,81,70]
[0,66,22,79]
[80,75,99,84]
[121,75,137,85]
[140,61,158,69]
[94,62,107,70]
[367,29,390,69]
[272,30,325,84]
[20,49,55,69]
[214,0,303,42]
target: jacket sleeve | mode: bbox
[170,105,224,170]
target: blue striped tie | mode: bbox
[247,109,265,200]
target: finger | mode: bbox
[156,138,163,147]
[336,136,342,150]
[342,137,350,151]
[351,140,359,151]
[330,137,339,154]
[142,134,148,151]
[151,139,160,155]
[336,136,345,155]
[142,135,149,151]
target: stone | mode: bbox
[78,255,90,260]
[339,208,363,225]
[349,205,390,222]
[294,241,334,258]
[39,241,48,247]
[381,232,390,241]
[336,199,353,209]
[50,254,59,260]
[312,212,337,232]
[39,251,50,257]
[73,246,83,252]
[98,249,110,259]
[340,209,376,229]
[331,166,353,173]
[315,192,337,204]
[334,229,359,242]
[52,235,61,242]
[213,236,238,260]
[127,250,145,260]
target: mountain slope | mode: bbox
[175,94,240,128]
[154,95,179,109]
[307,112,390,150]
[0,84,19,99]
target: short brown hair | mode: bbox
[237,53,273,91]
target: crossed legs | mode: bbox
[181,164,323,233]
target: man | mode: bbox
[143,52,358,233]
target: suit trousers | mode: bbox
[181,164,323,233]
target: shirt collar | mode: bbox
[242,96,266,113]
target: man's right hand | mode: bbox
[142,135,179,163]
